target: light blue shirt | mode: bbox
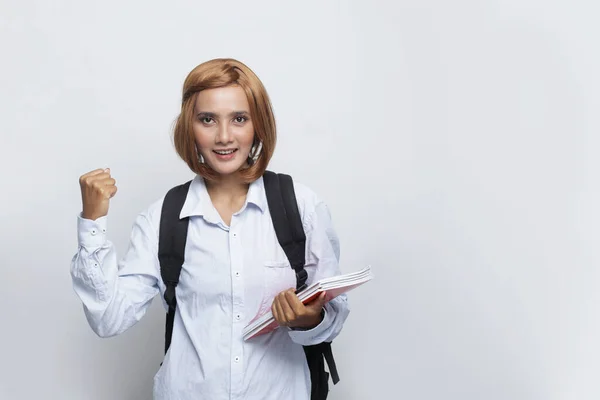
[70,175,350,400]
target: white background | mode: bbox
[1,0,598,399]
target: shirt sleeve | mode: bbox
[70,211,161,338]
[287,201,350,346]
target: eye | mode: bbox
[234,116,248,123]
[199,116,214,124]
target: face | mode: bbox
[193,85,255,177]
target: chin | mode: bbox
[206,161,247,177]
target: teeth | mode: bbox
[215,150,235,155]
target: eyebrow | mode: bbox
[196,111,249,118]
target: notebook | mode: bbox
[243,265,373,340]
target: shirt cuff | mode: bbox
[287,307,333,345]
[77,213,108,248]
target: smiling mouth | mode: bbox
[213,149,237,155]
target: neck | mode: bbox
[205,172,249,201]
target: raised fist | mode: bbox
[79,168,118,220]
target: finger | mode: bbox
[272,296,287,325]
[81,168,111,182]
[306,291,327,313]
[101,178,116,187]
[81,168,107,179]
[271,300,280,324]
[317,291,327,307]
[82,172,111,186]
[107,185,118,198]
[284,289,305,316]
[91,177,116,191]
[278,292,297,323]
[275,298,289,326]
[93,172,112,181]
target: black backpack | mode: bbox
[157,170,339,400]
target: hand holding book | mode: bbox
[271,289,328,330]
[243,265,373,340]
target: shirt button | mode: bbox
[236,314,241,320]
[234,356,240,363]
[235,272,240,278]
[91,229,97,235]
[233,233,237,237]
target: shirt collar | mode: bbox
[179,175,267,220]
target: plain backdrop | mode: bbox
[1,0,598,399]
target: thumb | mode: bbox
[313,291,327,309]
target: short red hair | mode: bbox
[173,58,276,182]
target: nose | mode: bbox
[216,123,233,144]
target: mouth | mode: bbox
[213,149,238,155]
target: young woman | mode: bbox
[71,58,349,399]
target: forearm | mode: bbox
[70,214,159,337]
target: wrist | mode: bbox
[295,309,325,330]
[82,211,102,221]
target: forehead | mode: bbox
[194,85,249,112]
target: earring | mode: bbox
[250,141,263,163]
[195,145,205,164]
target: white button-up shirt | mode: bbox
[70,175,350,400]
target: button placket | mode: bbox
[229,218,244,393]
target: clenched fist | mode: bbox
[79,168,118,221]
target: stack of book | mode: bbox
[243,265,373,340]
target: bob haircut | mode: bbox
[173,58,276,183]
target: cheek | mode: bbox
[239,124,255,147]
[192,126,212,148]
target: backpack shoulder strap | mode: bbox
[262,170,308,290]
[263,171,340,399]
[158,180,192,354]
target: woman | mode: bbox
[71,58,349,399]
